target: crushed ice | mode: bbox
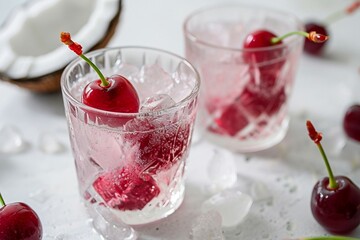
[140,94,176,112]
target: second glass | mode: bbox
[184,5,304,152]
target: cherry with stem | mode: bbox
[212,30,328,137]
[243,29,328,70]
[305,1,360,55]
[306,120,360,234]
[60,32,140,114]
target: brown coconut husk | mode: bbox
[0,0,122,94]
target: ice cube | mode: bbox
[133,64,174,100]
[38,132,65,154]
[201,190,253,228]
[92,205,138,240]
[250,181,273,202]
[0,125,28,154]
[169,61,197,102]
[140,94,176,112]
[190,210,225,240]
[207,149,237,194]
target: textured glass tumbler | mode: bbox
[184,5,304,152]
[61,47,200,238]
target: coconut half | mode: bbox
[0,0,122,93]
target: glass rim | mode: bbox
[183,4,304,52]
[61,46,201,118]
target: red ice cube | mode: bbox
[124,118,191,174]
[209,86,285,137]
[210,102,249,137]
[93,166,160,211]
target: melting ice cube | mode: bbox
[207,149,237,194]
[201,190,253,228]
[140,94,176,112]
[38,132,65,154]
[0,125,28,154]
[190,210,225,240]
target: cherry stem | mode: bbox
[323,1,360,26]
[292,236,360,240]
[79,54,109,87]
[306,120,338,190]
[60,32,109,88]
[271,31,328,44]
[0,193,6,207]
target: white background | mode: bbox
[1,0,360,239]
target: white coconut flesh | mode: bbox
[0,0,120,80]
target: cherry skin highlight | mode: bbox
[82,75,140,113]
[304,22,328,55]
[343,104,360,142]
[0,196,43,240]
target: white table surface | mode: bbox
[1,0,360,239]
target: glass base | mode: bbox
[205,118,289,152]
[85,178,185,239]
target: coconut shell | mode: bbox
[0,0,122,93]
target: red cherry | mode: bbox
[307,121,360,233]
[311,176,360,233]
[343,104,360,142]
[60,32,140,119]
[0,194,42,240]
[304,22,328,55]
[82,75,140,113]
[93,166,160,211]
[243,29,284,65]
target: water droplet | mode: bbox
[0,125,28,154]
[286,221,293,231]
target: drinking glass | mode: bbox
[184,5,304,152]
[61,47,200,238]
